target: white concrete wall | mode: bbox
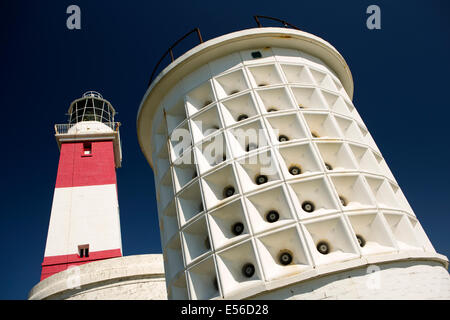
[44,184,122,257]
[29,254,450,300]
[29,254,167,300]
[250,260,450,300]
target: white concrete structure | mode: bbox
[29,254,166,300]
[250,260,450,300]
[137,27,450,299]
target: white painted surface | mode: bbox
[29,254,166,300]
[250,260,450,300]
[44,184,122,257]
[67,121,114,134]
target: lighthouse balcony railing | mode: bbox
[54,122,121,135]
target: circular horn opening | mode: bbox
[317,241,330,255]
[302,201,315,213]
[237,114,249,121]
[339,196,348,206]
[289,165,302,176]
[278,135,289,142]
[278,251,293,266]
[223,186,235,198]
[356,234,366,247]
[242,263,255,278]
[266,210,280,223]
[232,222,244,236]
[255,174,268,185]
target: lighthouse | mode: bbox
[137,26,450,299]
[29,92,166,301]
[40,91,123,281]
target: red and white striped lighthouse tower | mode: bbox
[41,91,123,280]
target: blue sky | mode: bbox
[0,1,449,299]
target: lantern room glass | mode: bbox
[69,92,115,125]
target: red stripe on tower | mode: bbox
[55,141,117,188]
[40,249,122,280]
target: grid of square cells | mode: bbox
[150,47,435,300]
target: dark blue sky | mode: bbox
[0,1,449,299]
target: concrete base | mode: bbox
[249,260,450,300]
[29,254,450,300]
[28,254,167,300]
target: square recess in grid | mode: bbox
[213,68,250,100]
[220,92,260,127]
[247,64,283,88]
[265,112,308,144]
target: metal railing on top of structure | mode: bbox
[253,15,301,30]
[147,16,300,88]
[147,28,203,88]
[54,122,121,135]
[82,91,104,99]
